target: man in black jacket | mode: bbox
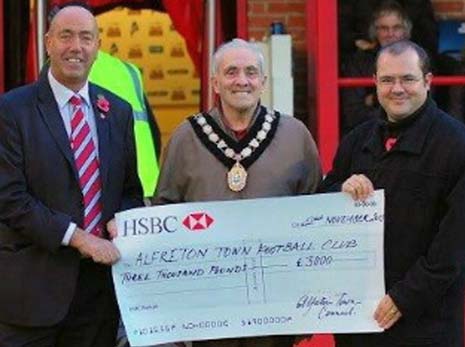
[321,40,465,347]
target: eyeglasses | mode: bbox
[376,75,424,88]
[375,25,406,34]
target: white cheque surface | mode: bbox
[113,191,385,346]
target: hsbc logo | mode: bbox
[121,212,215,237]
[182,212,214,232]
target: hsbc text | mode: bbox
[122,216,178,236]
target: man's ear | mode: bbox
[44,33,50,56]
[212,75,220,94]
[260,75,267,94]
[424,72,433,90]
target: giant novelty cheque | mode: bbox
[112,191,385,346]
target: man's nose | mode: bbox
[386,27,396,34]
[235,71,249,85]
[69,36,83,50]
[391,79,405,92]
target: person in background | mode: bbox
[154,38,322,347]
[338,0,437,66]
[0,4,143,347]
[340,0,411,136]
[89,50,161,198]
[321,40,465,347]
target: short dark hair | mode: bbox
[375,40,431,75]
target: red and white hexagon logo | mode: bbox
[182,212,214,232]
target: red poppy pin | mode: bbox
[96,94,110,118]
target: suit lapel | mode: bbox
[89,84,111,189]
[37,77,79,182]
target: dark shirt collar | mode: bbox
[380,98,428,138]
[364,97,436,155]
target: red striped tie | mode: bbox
[69,96,103,237]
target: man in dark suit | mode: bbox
[0,4,143,347]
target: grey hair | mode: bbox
[212,38,265,76]
[368,0,412,43]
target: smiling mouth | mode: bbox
[66,58,83,63]
[391,100,408,106]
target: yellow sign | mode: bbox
[97,8,200,106]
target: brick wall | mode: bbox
[247,0,307,122]
[247,0,465,124]
[433,0,465,18]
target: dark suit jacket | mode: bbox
[0,75,143,327]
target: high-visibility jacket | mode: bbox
[89,51,160,197]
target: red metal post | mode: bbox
[306,0,339,173]
[236,0,248,40]
[0,0,4,93]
